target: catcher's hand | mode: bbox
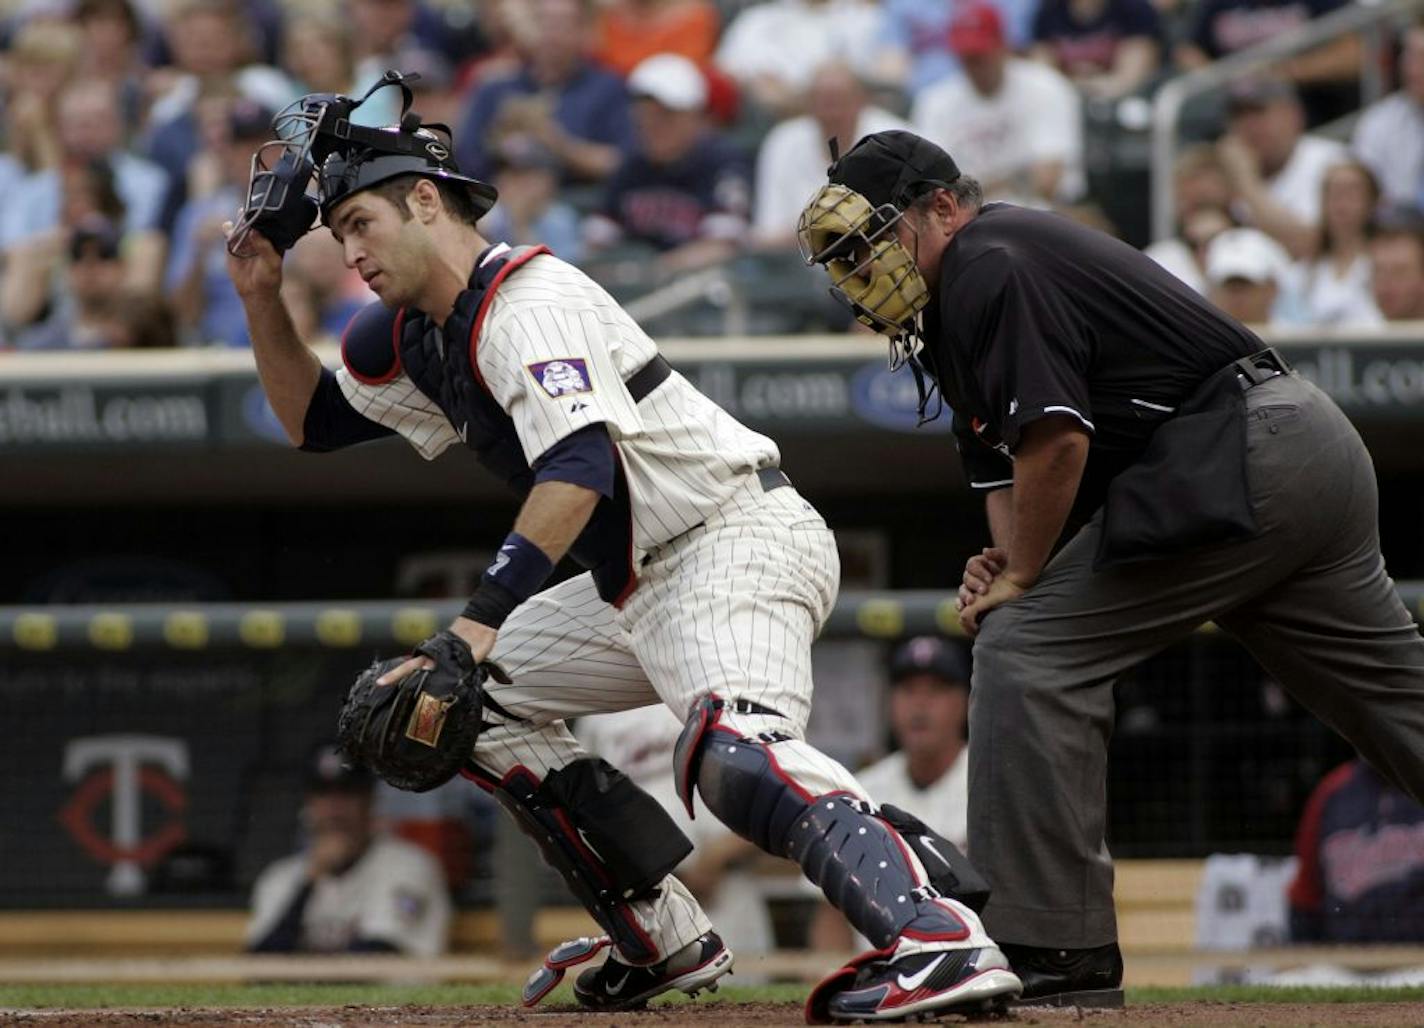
[336,630,488,792]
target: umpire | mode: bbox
[799,130,1424,1006]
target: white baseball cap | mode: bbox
[1205,228,1290,286]
[627,53,708,112]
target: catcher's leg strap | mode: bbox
[675,694,971,950]
[493,757,693,964]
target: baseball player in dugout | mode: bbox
[799,128,1424,1007]
[225,74,1023,1022]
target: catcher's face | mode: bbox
[329,190,431,308]
[797,183,929,336]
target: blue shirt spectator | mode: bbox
[877,0,1037,98]
[1031,0,1161,98]
[590,55,750,261]
[0,78,169,249]
[454,0,633,183]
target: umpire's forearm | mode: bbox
[1004,418,1089,586]
[985,488,1014,551]
[244,294,323,446]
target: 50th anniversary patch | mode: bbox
[527,358,594,398]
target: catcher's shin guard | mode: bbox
[490,758,693,964]
[674,696,969,949]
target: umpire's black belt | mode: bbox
[626,355,673,401]
[1233,347,1292,391]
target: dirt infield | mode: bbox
[6,1002,1424,1027]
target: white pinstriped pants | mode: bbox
[474,475,870,961]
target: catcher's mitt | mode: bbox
[337,630,487,792]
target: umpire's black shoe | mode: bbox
[1001,941,1125,1008]
[572,931,733,1011]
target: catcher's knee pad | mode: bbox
[493,757,693,964]
[674,695,973,950]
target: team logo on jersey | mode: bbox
[527,358,594,398]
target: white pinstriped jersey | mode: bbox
[336,244,780,555]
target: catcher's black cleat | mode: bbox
[1002,941,1125,1008]
[822,945,1022,1023]
[572,930,733,1011]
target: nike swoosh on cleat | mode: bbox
[605,970,632,996]
[896,954,946,993]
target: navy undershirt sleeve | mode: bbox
[531,423,616,497]
[299,368,397,453]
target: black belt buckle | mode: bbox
[1234,347,1291,391]
[757,467,791,493]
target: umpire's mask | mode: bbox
[798,130,959,337]
[797,182,928,336]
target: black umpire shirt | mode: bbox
[922,203,1262,523]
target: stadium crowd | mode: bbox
[0,0,1420,350]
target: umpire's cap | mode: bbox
[889,636,972,688]
[828,130,961,213]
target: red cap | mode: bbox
[948,3,1005,56]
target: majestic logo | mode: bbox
[425,141,450,161]
[59,735,189,897]
[527,358,593,398]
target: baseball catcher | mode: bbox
[228,76,1022,1023]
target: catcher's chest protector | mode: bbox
[342,244,639,603]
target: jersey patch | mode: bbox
[528,358,594,398]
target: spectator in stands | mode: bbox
[281,13,358,102]
[585,53,751,273]
[1144,145,1236,293]
[0,159,127,334]
[1216,77,1348,260]
[1204,226,1295,327]
[165,98,274,346]
[2,77,168,291]
[874,0,1037,99]
[1293,161,1385,328]
[1287,758,1424,942]
[246,744,451,956]
[73,0,149,135]
[810,636,972,951]
[144,0,292,230]
[594,0,720,77]
[88,289,180,349]
[1029,0,1161,101]
[714,0,887,117]
[282,230,374,344]
[7,217,130,350]
[478,140,585,261]
[1369,208,1424,322]
[1,19,82,174]
[753,61,909,248]
[454,0,632,183]
[1352,24,1424,212]
[911,3,1084,206]
[1176,0,1360,126]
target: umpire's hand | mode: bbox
[957,547,1014,637]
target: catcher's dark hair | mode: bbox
[367,172,486,227]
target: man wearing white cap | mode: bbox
[585,53,752,273]
[1203,227,1292,327]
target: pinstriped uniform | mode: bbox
[339,248,875,961]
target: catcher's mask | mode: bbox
[228,69,498,257]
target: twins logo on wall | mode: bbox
[58,735,189,896]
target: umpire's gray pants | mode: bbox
[969,372,1424,948]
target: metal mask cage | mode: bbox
[797,185,928,336]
